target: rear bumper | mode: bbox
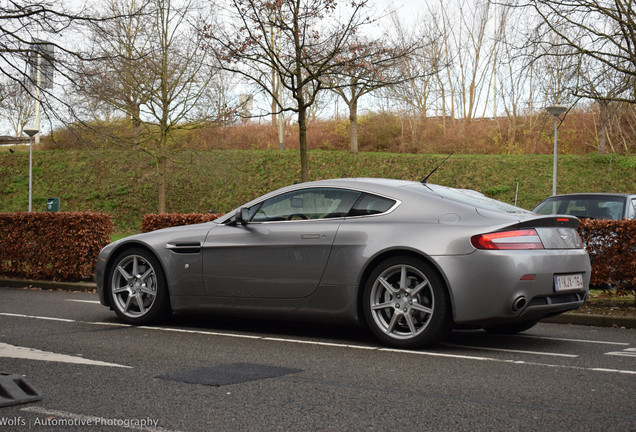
[433,248,591,326]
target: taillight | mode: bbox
[471,229,544,250]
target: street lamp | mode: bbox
[24,127,39,212]
[545,105,567,196]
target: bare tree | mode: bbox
[495,7,541,148]
[452,0,495,122]
[194,69,241,126]
[0,1,147,128]
[0,80,35,136]
[205,0,379,182]
[438,5,457,123]
[379,12,444,145]
[424,4,455,131]
[509,0,636,104]
[581,62,632,153]
[330,35,425,153]
[0,2,75,92]
[74,0,219,213]
[75,0,152,128]
[608,103,636,153]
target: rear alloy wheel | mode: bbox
[364,256,451,348]
[108,248,170,325]
[484,320,538,334]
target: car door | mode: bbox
[202,187,360,299]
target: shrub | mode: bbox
[0,212,113,281]
[141,213,222,232]
[579,219,636,296]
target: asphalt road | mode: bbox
[0,287,634,432]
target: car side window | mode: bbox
[348,193,396,217]
[627,199,636,220]
[251,188,361,222]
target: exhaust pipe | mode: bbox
[512,296,527,312]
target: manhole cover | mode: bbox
[157,362,302,387]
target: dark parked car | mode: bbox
[97,178,590,348]
[533,193,636,220]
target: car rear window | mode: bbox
[534,196,625,220]
[404,183,531,214]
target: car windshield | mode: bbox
[533,196,625,220]
[404,183,531,214]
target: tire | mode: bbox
[363,256,452,348]
[484,320,538,335]
[107,248,171,325]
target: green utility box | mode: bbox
[46,197,60,212]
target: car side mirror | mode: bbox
[235,207,249,225]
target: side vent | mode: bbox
[166,242,202,254]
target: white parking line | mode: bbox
[378,347,636,374]
[0,342,131,368]
[519,334,630,346]
[605,348,636,357]
[0,312,76,323]
[2,312,635,375]
[65,299,101,304]
[442,343,579,358]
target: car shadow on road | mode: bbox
[158,312,380,346]
[99,312,556,353]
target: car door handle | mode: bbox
[300,234,321,240]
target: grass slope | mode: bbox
[1,149,634,232]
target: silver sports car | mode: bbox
[96,178,590,348]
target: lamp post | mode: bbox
[24,127,39,212]
[545,105,567,196]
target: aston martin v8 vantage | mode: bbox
[96,178,590,348]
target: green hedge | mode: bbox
[0,212,113,281]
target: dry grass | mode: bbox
[579,290,636,316]
[43,108,634,156]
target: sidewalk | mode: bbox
[2,278,635,329]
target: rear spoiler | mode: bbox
[516,215,579,230]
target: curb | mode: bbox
[541,312,636,329]
[1,278,635,329]
[1,278,97,292]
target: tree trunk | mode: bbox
[131,102,141,128]
[157,153,167,213]
[298,105,309,182]
[598,101,609,154]
[438,77,447,134]
[271,101,278,128]
[349,99,358,153]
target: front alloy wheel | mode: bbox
[364,257,451,348]
[108,248,170,324]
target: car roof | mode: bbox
[269,178,426,200]
[295,177,416,189]
[544,193,635,199]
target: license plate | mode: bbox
[554,274,584,291]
